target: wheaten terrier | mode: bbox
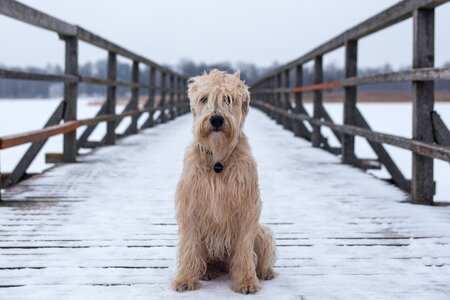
[172,69,276,294]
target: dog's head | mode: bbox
[188,69,250,159]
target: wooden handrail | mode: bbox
[0,121,81,150]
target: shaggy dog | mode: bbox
[172,69,276,294]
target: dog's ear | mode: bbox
[241,85,250,117]
[233,70,241,79]
[187,77,198,116]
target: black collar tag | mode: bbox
[214,162,224,173]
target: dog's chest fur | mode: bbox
[176,139,261,259]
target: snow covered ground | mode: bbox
[1,98,448,201]
[1,109,449,299]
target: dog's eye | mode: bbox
[223,95,232,105]
[200,96,208,104]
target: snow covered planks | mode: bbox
[1,110,450,299]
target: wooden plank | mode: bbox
[0,120,79,150]
[0,0,76,35]
[2,102,65,187]
[431,111,450,146]
[0,68,77,82]
[411,7,435,205]
[319,104,342,143]
[342,40,358,164]
[312,56,323,147]
[275,73,283,125]
[62,36,78,163]
[105,52,117,145]
[252,0,449,85]
[292,81,342,93]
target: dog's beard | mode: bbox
[195,117,238,162]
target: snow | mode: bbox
[1,109,450,299]
[1,99,448,200]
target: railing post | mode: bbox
[276,73,283,124]
[283,69,292,130]
[342,40,358,164]
[311,55,323,147]
[129,60,139,134]
[160,71,167,123]
[412,7,435,205]
[62,36,78,162]
[293,64,303,137]
[169,75,175,120]
[105,51,117,145]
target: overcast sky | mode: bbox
[1,0,450,69]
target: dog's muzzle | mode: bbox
[210,115,224,130]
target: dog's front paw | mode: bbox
[233,278,260,294]
[260,269,277,280]
[172,278,200,292]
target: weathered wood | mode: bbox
[312,56,323,148]
[292,64,311,139]
[141,67,157,129]
[342,67,450,86]
[3,102,65,187]
[105,52,117,145]
[0,120,78,150]
[355,108,410,192]
[292,81,342,93]
[276,73,283,125]
[411,7,435,205]
[431,111,450,146]
[77,103,106,150]
[62,36,78,163]
[0,0,76,35]
[0,67,77,82]
[252,0,449,85]
[129,61,140,134]
[169,75,175,120]
[252,101,450,162]
[45,153,63,164]
[76,27,184,79]
[319,103,342,143]
[342,40,358,164]
[159,72,168,124]
[283,69,292,130]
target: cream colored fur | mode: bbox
[172,69,276,294]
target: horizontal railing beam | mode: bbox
[252,101,450,163]
[252,67,450,94]
[0,67,78,82]
[0,0,76,35]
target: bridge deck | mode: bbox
[1,110,450,300]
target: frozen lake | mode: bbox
[0,98,449,201]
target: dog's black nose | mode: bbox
[210,115,224,129]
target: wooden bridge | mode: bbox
[1,0,450,299]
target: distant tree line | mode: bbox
[1,60,449,98]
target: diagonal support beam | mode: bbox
[4,101,65,187]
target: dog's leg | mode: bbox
[230,229,260,294]
[255,225,277,280]
[172,232,206,292]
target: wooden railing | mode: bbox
[251,0,450,205]
[0,0,189,189]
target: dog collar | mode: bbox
[214,162,224,173]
